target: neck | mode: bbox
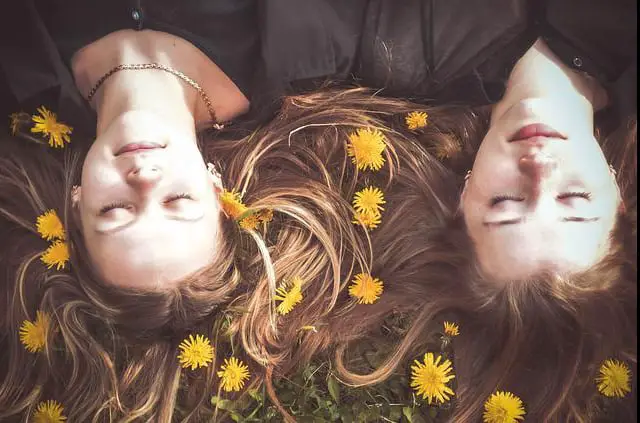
[71,29,249,135]
[492,38,607,127]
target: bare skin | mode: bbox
[462,38,620,281]
[71,30,242,289]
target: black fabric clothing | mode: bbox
[0,0,258,138]
[258,0,637,118]
[0,0,636,140]
[37,0,258,98]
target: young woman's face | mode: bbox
[462,99,620,281]
[77,110,222,289]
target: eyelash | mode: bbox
[490,195,524,206]
[99,202,128,215]
[557,192,592,200]
[165,192,193,202]
[490,192,592,206]
[99,193,193,215]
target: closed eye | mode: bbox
[165,193,193,203]
[484,216,600,227]
[99,202,129,215]
[490,195,525,206]
[557,192,592,200]
[99,193,193,215]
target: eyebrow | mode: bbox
[483,217,601,227]
[94,214,204,235]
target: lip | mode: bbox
[509,124,567,142]
[115,142,164,156]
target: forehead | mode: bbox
[471,220,611,279]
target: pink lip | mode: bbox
[509,124,566,142]
[116,142,164,156]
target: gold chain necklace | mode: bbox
[86,63,223,128]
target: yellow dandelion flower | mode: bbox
[596,359,631,398]
[239,213,261,230]
[348,273,383,304]
[353,186,386,215]
[36,210,65,241]
[483,391,526,423]
[405,111,429,130]
[346,127,386,171]
[19,310,51,353]
[33,400,67,423]
[217,357,250,392]
[31,107,72,149]
[219,190,248,219]
[352,209,382,230]
[41,241,69,270]
[275,277,304,315]
[259,209,274,224]
[443,321,460,337]
[178,334,215,370]
[410,352,456,405]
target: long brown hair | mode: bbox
[1,88,635,422]
[320,102,637,421]
[0,88,388,421]
[203,88,494,420]
[220,88,636,422]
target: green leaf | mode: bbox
[328,376,341,404]
[236,208,259,222]
[248,388,264,403]
[328,402,341,421]
[402,406,414,423]
[212,398,235,412]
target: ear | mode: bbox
[70,185,82,222]
[71,185,81,207]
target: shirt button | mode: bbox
[572,56,583,68]
[131,9,141,21]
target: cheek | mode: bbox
[82,165,122,191]
[471,141,514,180]
[169,153,211,188]
[82,148,120,186]
[467,161,518,200]
[594,185,621,223]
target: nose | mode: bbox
[519,153,557,195]
[126,165,161,190]
[519,153,557,179]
